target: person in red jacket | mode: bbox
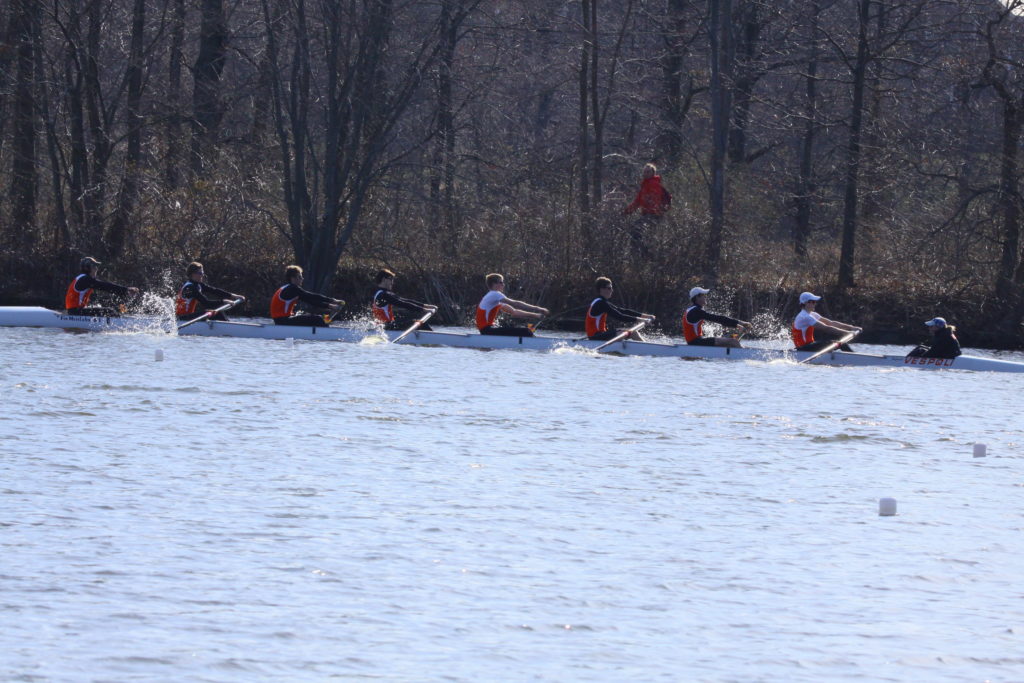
[623,163,671,253]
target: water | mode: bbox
[2,325,1022,681]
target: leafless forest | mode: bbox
[2,0,1024,344]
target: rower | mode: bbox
[176,261,245,322]
[476,273,548,336]
[683,286,751,348]
[372,269,437,331]
[792,291,860,352]
[270,265,345,327]
[65,257,140,316]
[585,277,654,341]
[906,317,962,359]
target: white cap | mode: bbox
[924,317,947,328]
[799,291,822,304]
[689,287,710,299]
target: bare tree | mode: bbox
[260,0,479,292]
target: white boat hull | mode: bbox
[177,318,1024,373]
[0,306,173,333]
[2,307,1021,372]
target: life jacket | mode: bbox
[372,289,394,322]
[65,274,92,310]
[683,306,703,342]
[476,295,503,330]
[585,297,607,337]
[270,285,298,319]
[792,319,815,348]
[175,281,199,316]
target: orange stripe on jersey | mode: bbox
[65,274,92,310]
[175,281,199,316]
[585,298,607,337]
[682,306,703,342]
[792,324,814,348]
[476,300,501,329]
[270,285,298,318]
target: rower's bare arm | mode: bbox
[508,307,543,320]
[506,298,548,315]
[815,321,847,336]
[821,317,860,332]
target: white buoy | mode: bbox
[879,498,897,516]
[154,349,164,362]
[973,443,987,458]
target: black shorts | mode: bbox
[686,337,717,346]
[273,314,328,327]
[177,311,227,322]
[479,326,534,337]
[384,320,432,331]
[797,340,853,353]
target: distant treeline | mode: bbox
[1,0,1023,346]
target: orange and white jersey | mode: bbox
[65,274,92,310]
[585,298,608,337]
[372,288,394,322]
[682,306,704,342]
[792,309,820,347]
[476,290,506,329]
[175,281,199,316]
[270,284,299,319]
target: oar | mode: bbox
[177,298,243,330]
[391,309,435,344]
[799,329,858,365]
[594,320,648,351]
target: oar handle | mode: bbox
[389,309,434,344]
[177,297,243,330]
[799,328,858,365]
[594,319,648,351]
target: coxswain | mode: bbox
[792,291,861,352]
[585,277,655,341]
[65,257,140,316]
[372,269,437,331]
[270,265,345,326]
[175,261,245,322]
[476,273,549,336]
[906,317,962,359]
[683,287,751,348]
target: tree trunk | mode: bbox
[578,0,592,219]
[107,0,146,259]
[166,0,185,189]
[727,0,759,164]
[706,0,731,285]
[83,0,111,251]
[192,0,228,177]
[659,0,687,167]
[589,0,602,206]
[998,100,1022,288]
[837,0,870,291]
[9,0,37,248]
[793,0,819,258]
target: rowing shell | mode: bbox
[3,307,1021,373]
[0,306,173,333]
[178,318,1024,373]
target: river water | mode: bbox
[2,323,1022,682]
